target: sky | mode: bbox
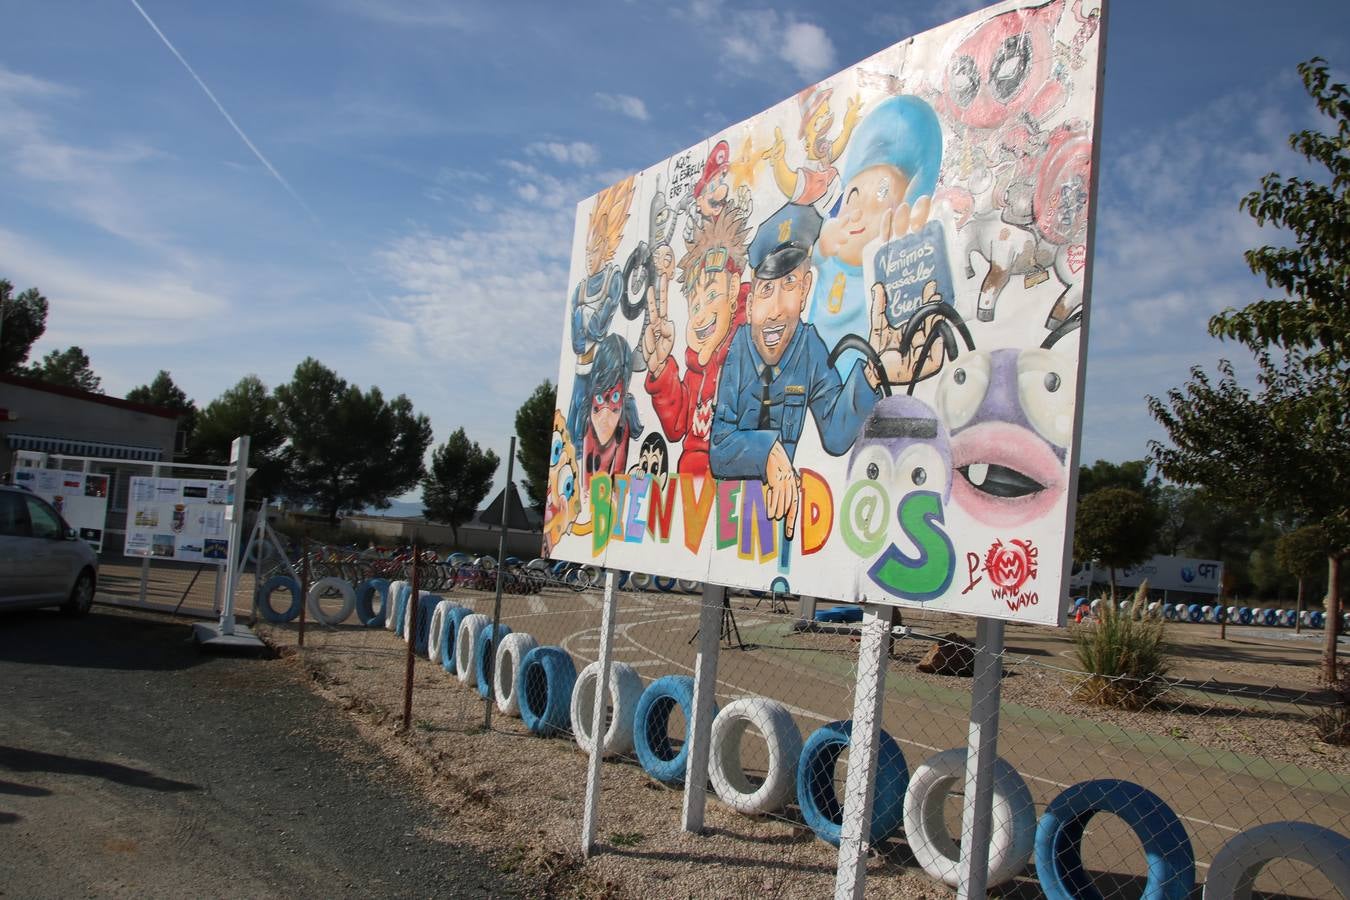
[2,0,1346,505]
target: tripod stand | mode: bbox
[688,593,745,650]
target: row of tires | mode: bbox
[275,579,1350,897]
[1075,597,1343,630]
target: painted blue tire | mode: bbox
[796,720,908,847]
[474,623,513,699]
[518,646,576,736]
[1035,778,1195,900]
[1311,611,1325,629]
[355,578,390,626]
[411,593,440,656]
[1072,597,1089,611]
[1238,607,1253,625]
[441,606,473,674]
[1279,609,1298,627]
[632,675,713,786]
[653,576,677,593]
[257,576,302,624]
[1261,609,1279,627]
[1186,604,1203,623]
[1162,604,1176,621]
[1211,606,1226,623]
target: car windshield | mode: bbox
[24,495,64,540]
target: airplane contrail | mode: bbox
[128,0,393,317]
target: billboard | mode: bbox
[124,476,231,564]
[545,0,1104,625]
[11,467,111,551]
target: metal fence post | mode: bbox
[957,616,1006,899]
[485,437,517,732]
[682,581,725,834]
[834,603,897,899]
[582,568,619,857]
[402,540,422,732]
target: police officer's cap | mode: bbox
[750,203,823,280]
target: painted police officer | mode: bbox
[710,202,882,537]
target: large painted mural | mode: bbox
[545,0,1104,625]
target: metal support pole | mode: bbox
[581,569,619,857]
[682,582,725,834]
[138,463,159,605]
[834,603,898,900]
[402,541,422,732]
[485,437,517,732]
[298,540,309,647]
[957,617,1006,899]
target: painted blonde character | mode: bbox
[543,411,581,556]
[763,85,862,208]
[567,175,637,444]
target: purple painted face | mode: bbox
[847,395,953,503]
[936,348,1074,527]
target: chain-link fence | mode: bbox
[255,544,1350,898]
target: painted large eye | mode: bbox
[990,32,1031,102]
[1017,348,1074,448]
[550,430,564,466]
[851,444,893,487]
[894,443,948,498]
[610,389,622,404]
[560,466,576,501]
[936,351,991,431]
[950,55,979,108]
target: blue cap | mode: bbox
[838,95,943,204]
[749,203,824,279]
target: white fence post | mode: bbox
[682,582,725,833]
[834,603,897,899]
[957,616,1006,899]
[581,569,619,857]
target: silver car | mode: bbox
[0,484,98,615]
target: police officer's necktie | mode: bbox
[757,365,773,430]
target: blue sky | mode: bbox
[2,0,1346,502]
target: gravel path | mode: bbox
[0,606,520,900]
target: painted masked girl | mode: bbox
[582,333,644,489]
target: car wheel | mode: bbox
[62,570,95,616]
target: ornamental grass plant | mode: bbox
[1072,583,1172,711]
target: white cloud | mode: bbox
[595,92,650,122]
[527,141,600,167]
[781,22,836,80]
[0,66,73,98]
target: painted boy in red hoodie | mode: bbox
[641,206,750,477]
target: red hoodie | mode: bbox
[644,284,749,477]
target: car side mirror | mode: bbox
[65,527,79,541]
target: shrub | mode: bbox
[1072,592,1172,710]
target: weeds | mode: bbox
[1072,586,1171,710]
[608,830,645,847]
[1315,663,1350,745]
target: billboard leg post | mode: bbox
[834,603,897,900]
[957,616,1006,900]
[681,582,725,834]
[581,569,619,858]
[484,437,516,733]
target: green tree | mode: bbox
[1077,458,1157,500]
[126,370,197,455]
[1152,58,1349,681]
[1074,488,1155,601]
[191,375,287,500]
[1210,58,1349,386]
[1277,525,1331,634]
[514,380,556,514]
[273,358,433,524]
[27,345,101,392]
[422,428,500,546]
[0,279,48,374]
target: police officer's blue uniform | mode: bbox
[709,321,878,480]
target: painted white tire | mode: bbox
[427,600,454,663]
[493,632,540,717]
[903,748,1036,888]
[455,614,490,684]
[629,572,653,591]
[306,577,356,625]
[570,661,644,757]
[1147,602,1160,618]
[1202,821,1350,900]
[677,578,700,593]
[1090,598,1102,613]
[385,580,407,632]
[709,698,803,816]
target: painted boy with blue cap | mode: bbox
[809,95,944,375]
[710,202,882,538]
